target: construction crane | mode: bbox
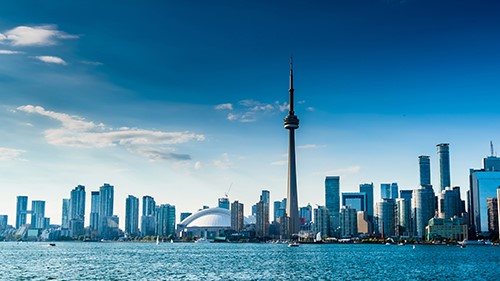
[225,183,233,198]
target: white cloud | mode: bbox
[297,144,325,149]
[16,105,205,161]
[81,60,103,66]
[271,160,287,166]
[0,49,23,55]
[276,101,289,112]
[306,107,315,112]
[194,161,202,170]
[215,103,233,110]
[323,166,362,176]
[0,147,26,161]
[1,25,78,46]
[33,56,67,65]
[213,153,232,169]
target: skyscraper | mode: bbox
[218,197,229,210]
[377,199,396,237]
[437,143,451,191]
[261,190,270,224]
[359,183,374,224]
[70,185,86,237]
[16,195,28,229]
[438,188,460,219]
[397,198,412,236]
[313,206,330,238]
[487,198,498,238]
[419,155,431,186]
[381,183,398,199]
[156,204,176,237]
[325,176,340,236]
[99,183,115,239]
[299,204,312,225]
[399,190,413,201]
[0,215,8,231]
[230,200,244,232]
[256,199,269,238]
[342,192,366,212]
[339,205,357,237]
[412,185,436,238]
[125,195,139,237]
[31,200,46,229]
[61,198,70,229]
[141,195,156,237]
[284,58,300,237]
[90,191,100,231]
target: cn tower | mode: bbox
[284,58,300,237]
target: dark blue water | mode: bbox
[0,242,499,280]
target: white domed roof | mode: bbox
[180,207,250,228]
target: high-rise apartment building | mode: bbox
[70,185,86,237]
[399,190,413,201]
[31,200,46,229]
[0,215,8,231]
[377,199,396,237]
[141,195,156,237]
[397,198,412,236]
[313,206,330,238]
[230,200,244,232]
[381,183,398,199]
[419,155,431,186]
[325,176,340,236]
[156,204,176,237]
[438,188,460,219]
[256,200,269,238]
[359,183,374,225]
[299,204,312,225]
[218,197,229,210]
[273,198,287,222]
[61,198,70,229]
[90,191,100,231]
[437,143,451,191]
[487,198,498,237]
[99,183,115,239]
[342,192,366,212]
[125,195,139,237]
[339,205,357,237]
[16,195,28,229]
[412,185,436,238]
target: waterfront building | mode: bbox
[487,198,498,238]
[313,206,330,238]
[342,192,366,212]
[339,205,357,237]
[230,200,244,232]
[256,199,269,238]
[61,198,70,229]
[156,204,176,237]
[125,195,139,237]
[359,183,374,224]
[400,190,413,201]
[419,155,431,186]
[438,188,460,219]
[273,198,287,222]
[299,204,312,225]
[284,59,300,237]
[498,187,500,240]
[141,196,156,237]
[16,195,28,229]
[397,198,412,236]
[0,215,7,231]
[469,155,500,235]
[69,185,86,237]
[357,211,372,235]
[218,197,230,210]
[377,199,396,237]
[412,185,436,238]
[31,200,46,229]
[90,191,100,231]
[437,143,451,192]
[426,217,467,241]
[325,176,340,236]
[99,183,115,239]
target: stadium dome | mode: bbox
[177,207,250,239]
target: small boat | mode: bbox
[49,243,56,247]
[195,237,210,243]
[170,239,173,244]
[412,245,416,249]
[288,242,299,247]
[398,243,404,246]
[156,236,159,245]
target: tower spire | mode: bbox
[289,56,294,114]
[491,141,495,157]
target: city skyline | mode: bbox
[1,0,500,224]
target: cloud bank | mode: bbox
[16,105,204,161]
[0,25,78,46]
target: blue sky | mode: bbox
[1,0,499,225]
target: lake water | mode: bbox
[0,242,499,280]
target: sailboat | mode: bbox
[314,232,323,244]
[156,235,159,245]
